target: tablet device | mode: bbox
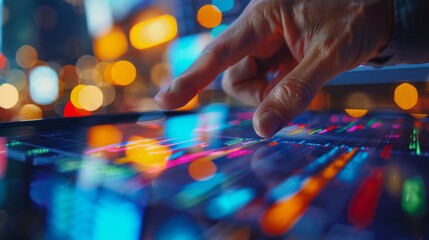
[0,105,427,239]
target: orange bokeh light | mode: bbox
[344,109,368,118]
[197,5,222,28]
[94,27,128,61]
[87,124,123,148]
[111,60,137,86]
[188,157,217,181]
[394,83,418,110]
[130,15,178,50]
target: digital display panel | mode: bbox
[0,106,428,239]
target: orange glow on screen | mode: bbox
[130,15,178,50]
[345,109,368,118]
[197,5,222,28]
[188,157,217,181]
[126,136,172,174]
[88,125,123,148]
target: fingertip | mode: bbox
[253,110,283,139]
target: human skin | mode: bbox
[155,0,393,138]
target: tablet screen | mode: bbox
[0,106,428,239]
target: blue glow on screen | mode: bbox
[93,194,142,240]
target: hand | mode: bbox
[155,0,393,138]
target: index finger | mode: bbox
[155,11,269,110]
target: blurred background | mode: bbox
[0,0,428,122]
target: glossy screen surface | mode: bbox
[0,105,428,239]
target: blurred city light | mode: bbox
[130,14,178,50]
[111,60,137,86]
[29,66,59,105]
[18,104,43,120]
[0,83,19,109]
[78,85,104,111]
[84,0,113,37]
[16,45,38,69]
[394,83,418,110]
[94,26,128,61]
[197,5,222,28]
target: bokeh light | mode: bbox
[346,92,372,109]
[188,157,217,181]
[88,124,123,148]
[410,113,428,119]
[71,84,86,109]
[99,83,116,107]
[6,69,27,91]
[0,53,7,70]
[78,85,104,111]
[0,83,19,109]
[18,104,43,121]
[111,60,137,86]
[94,27,128,61]
[63,100,92,117]
[59,65,79,88]
[130,14,178,50]
[16,45,38,69]
[29,66,59,105]
[150,63,171,88]
[394,83,418,110]
[344,109,368,118]
[197,5,222,29]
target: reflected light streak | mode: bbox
[348,169,384,228]
[261,148,357,235]
[402,176,426,217]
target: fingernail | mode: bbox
[257,111,282,138]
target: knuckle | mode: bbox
[272,80,314,110]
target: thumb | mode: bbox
[253,51,338,138]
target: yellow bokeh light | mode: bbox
[18,104,43,121]
[130,14,178,50]
[0,83,19,109]
[111,60,137,86]
[125,136,171,173]
[94,27,128,61]
[88,124,123,148]
[16,45,38,69]
[197,5,222,29]
[344,109,368,118]
[394,83,418,110]
[71,84,86,109]
[78,85,104,111]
